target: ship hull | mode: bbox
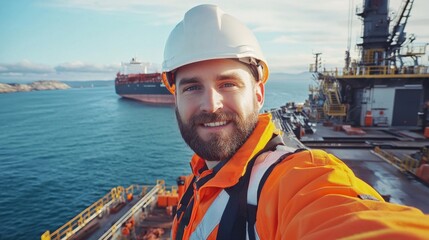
[115,73,174,104]
[119,93,174,104]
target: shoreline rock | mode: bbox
[0,80,71,93]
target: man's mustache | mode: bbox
[190,111,237,125]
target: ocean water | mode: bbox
[0,79,310,239]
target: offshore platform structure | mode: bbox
[311,0,429,126]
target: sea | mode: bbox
[0,75,312,239]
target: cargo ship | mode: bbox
[41,1,429,239]
[115,58,174,104]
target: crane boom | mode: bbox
[387,0,414,48]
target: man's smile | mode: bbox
[203,121,228,127]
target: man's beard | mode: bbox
[176,108,259,162]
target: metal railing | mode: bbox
[99,180,165,240]
[373,147,419,173]
[320,79,347,117]
[41,182,161,240]
[323,103,347,117]
[322,65,429,78]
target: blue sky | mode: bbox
[1,0,428,81]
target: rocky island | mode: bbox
[0,80,71,93]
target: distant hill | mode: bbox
[0,80,71,93]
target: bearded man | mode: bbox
[161,4,429,240]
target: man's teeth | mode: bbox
[204,121,227,127]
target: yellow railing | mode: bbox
[362,49,385,65]
[41,182,162,240]
[323,103,347,117]
[99,181,166,240]
[402,155,420,174]
[322,65,429,78]
[320,79,347,117]
[374,146,402,166]
[373,147,420,173]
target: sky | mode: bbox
[0,0,428,82]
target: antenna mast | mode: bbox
[345,0,354,69]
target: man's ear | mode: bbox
[255,81,265,110]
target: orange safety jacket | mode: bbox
[172,113,429,239]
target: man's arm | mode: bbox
[257,149,429,239]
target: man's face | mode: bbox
[174,59,265,161]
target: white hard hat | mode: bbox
[161,4,269,94]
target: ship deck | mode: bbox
[68,196,172,240]
[85,197,140,240]
[300,123,429,213]
[44,183,175,240]
[135,207,173,239]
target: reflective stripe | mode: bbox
[190,190,230,240]
[246,222,261,240]
[247,147,294,239]
[248,148,293,205]
[254,225,260,240]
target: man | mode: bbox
[161,4,429,240]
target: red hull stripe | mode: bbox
[121,94,174,104]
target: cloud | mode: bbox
[0,60,124,81]
[55,61,120,73]
[271,36,298,44]
[48,0,429,48]
[268,53,316,73]
[47,0,353,29]
[0,60,120,75]
[46,0,361,71]
[25,0,429,75]
[43,0,429,43]
[45,0,187,25]
[0,60,54,74]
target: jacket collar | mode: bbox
[190,113,278,188]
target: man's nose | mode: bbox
[200,88,223,113]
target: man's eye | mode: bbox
[221,82,235,88]
[183,85,201,92]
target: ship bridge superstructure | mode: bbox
[310,0,429,127]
